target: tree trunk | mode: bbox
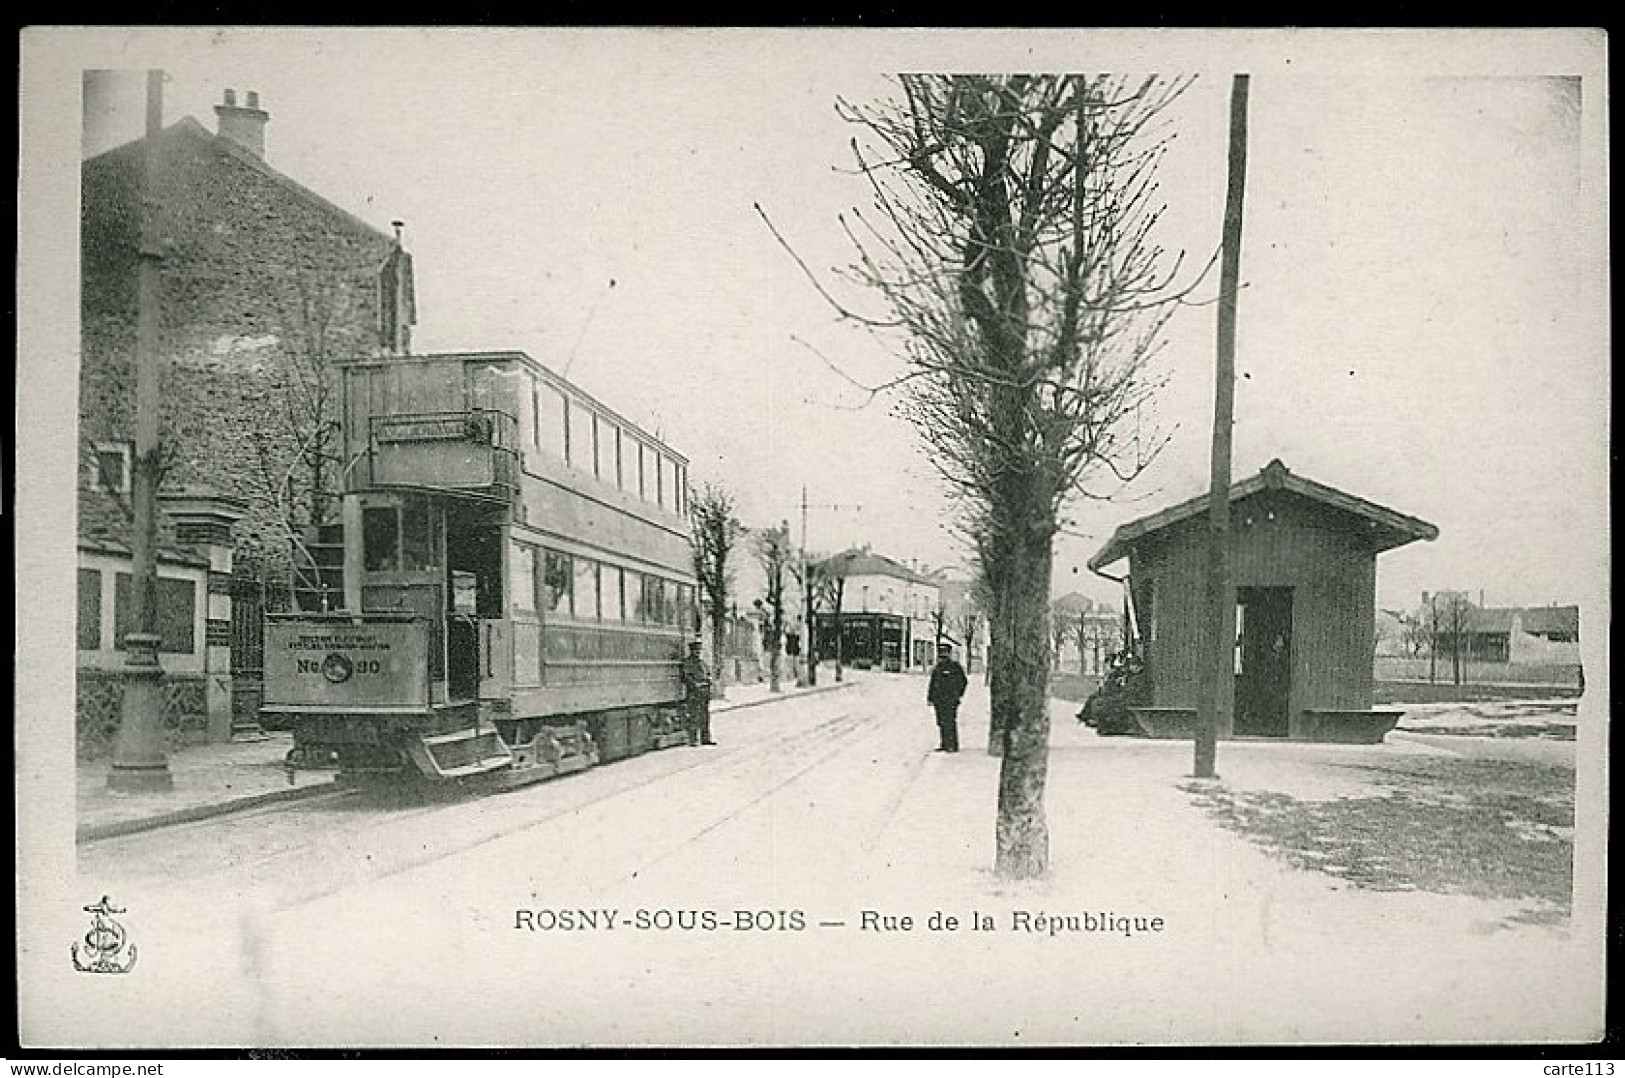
[994,529,1054,880]
[710,613,728,699]
[833,597,844,682]
[768,628,781,693]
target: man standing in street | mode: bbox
[927,642,968,753]
[681,640,715,746]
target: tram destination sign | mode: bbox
[263,618,430,709]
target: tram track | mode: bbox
[594,705,896,892]
[80,689,882,913]
[80,685,864,854]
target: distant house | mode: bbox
[1451,605,1581,664]
[925,565,986,672]
[1052,592,1124,675]
[78,87,415,753]
[815,548,940,671]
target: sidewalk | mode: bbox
[825,693,1593,1044]
[75,676,857,843]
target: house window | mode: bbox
[87,442,131,494]
[77,568,102,650]
[637,443,647,499]
[656,454,667,509]
[614,430,625,490]
[114,573,196,654]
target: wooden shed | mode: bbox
[1087,460,1437,743]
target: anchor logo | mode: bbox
[71,896,138,974]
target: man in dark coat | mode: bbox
[926,642,968,753]
[681,640,715,746]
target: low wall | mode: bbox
[1374,680,1581,705]
[1374,656,1582,687]
[76,669,208,761]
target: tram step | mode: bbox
[405,728,513,779]
[419,727,501,747]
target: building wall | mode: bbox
[1507,618,1583,665]
[75,551,212,759]
[80,124,397,568]
[76,552,209,674]
[844,570,939,669]
[1134,490,1378,734]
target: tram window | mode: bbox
[543,551,572,615]
[401,498,434,571]
[568,402,594,474]
[574,558,601,619]
[679,584,695,630]
[509,544,537,613]
[624,571,644,624]
[539,386,567,461]
[363,506,400,572]
[603,566,625,622]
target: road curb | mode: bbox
[78,683,857,843]
[76,778,346,844]
[712,679,858,715]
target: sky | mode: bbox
[38,28,1611,615]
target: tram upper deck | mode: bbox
[323,350,698,720]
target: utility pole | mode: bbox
[1194,74,1250,780]
[109,70,172,791]
[798,485,861,688]
[800,486,813,687]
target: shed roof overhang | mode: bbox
[1087,459,1439,573]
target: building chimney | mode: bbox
[214,87,269,158]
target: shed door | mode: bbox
[1235,586,1292,737]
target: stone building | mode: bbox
[77,88,416,755]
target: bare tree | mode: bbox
[808,75,1196,878]
[245,269,353,610]
[691,483,744,699]
[1428,591,1474,687]
[1050,606,1077,671]
[754,520,793,693]
[1396,609,1429,659]
[814,553,851,682]
[956,608,981,674]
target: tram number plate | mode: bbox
[265,620,429,708]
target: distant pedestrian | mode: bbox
[681,640,715,746]
[927,642,968,753]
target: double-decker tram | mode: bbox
[261,351,699,787]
